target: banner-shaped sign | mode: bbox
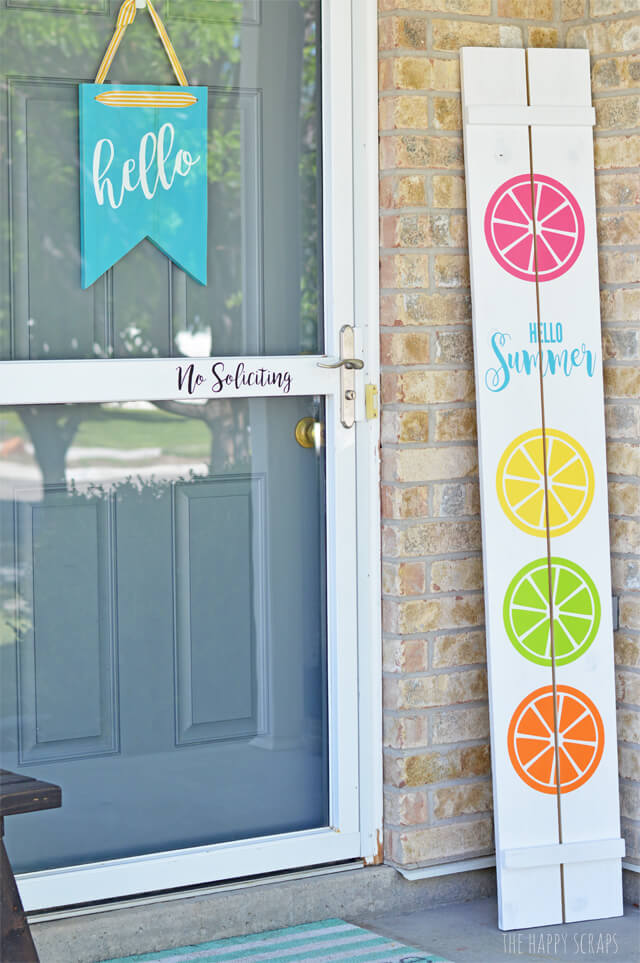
[79,0,207,288]
[461,47,624,930]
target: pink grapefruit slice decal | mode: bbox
[484,174,585,282]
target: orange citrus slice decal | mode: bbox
[496,428,594,537]
[508,685,604,795]
[484,174,585,282]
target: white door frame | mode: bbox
[4,0,381,911]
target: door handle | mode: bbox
[317,325,362,428]
[317,357,364,370]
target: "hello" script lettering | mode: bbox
[92,122,200,210]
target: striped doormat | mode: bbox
[99,918,453,962]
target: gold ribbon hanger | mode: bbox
[94,0,196,107]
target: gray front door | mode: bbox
[0,0,340,884]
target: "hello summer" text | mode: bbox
[484,326,596,393]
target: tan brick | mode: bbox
[380,292,472,326]
[620,782,640,821]
[610,518,640,553]
[431,558,484,594]
[382,410,430,445]
[434,407,477,442]
[597,173,640,207]
[606,441,640,475]
[433,174,466,208]
[431,705,490,743]
[432,629,486,667]
[389,818,493,864]
[605,403,640,439]
[590,0,640,15]
[562,0,585,18]
[383,561,427,597]
[619,744,640,780]
[379,17,428,51]
[384,788,429,827]
[603,328,640,360]
[432,782,493,820]
[616,633,640,668]
[434,254,470,288]
[594,135,640,171]
[595,95,640,131]
[381,214,465,249]
[432,96,462,131]
[434,330,473,365]
[386,519,482,557]
[383,714,429,748]
[608,480,640,515]
[598,211,640,246]
[528,26,559,47]
[567,19,640,56]
[599,252,640,285]
[605,362,640,397]
[386,57,460,92]
[381,331,431,366]
[379,0,491,12]
[387,744,491,787]
[611,557,640,593]
[498,0,553,16]
[621,824,640,861]
[381,134,464,170]
[384,596,485,634]
[381,485,429,519]
[383,637,429,673]
[380,253,430,289]
[601,288,640,324]
[398,175,427,207]
[432,480,480,517]
[432,20,522,52]
[618,708,640,742]
[385,446,478,483]
[379,96,430,131]
[620,600,640,634]
[382,369,475,404]
[394,410,430,442]
[592,56,640,93]
[617,668,640,704]
[432,58,461,91]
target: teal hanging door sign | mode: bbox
[79,0,207,289]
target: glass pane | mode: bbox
[0,0,323,361]
[0,397,328,871]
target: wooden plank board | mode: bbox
[461,47,563,931]
[461,46,624,930]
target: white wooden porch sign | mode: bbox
[461,47,625,930]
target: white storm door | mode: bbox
[0,0,363,910]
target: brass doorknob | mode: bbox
[295,417,323,449]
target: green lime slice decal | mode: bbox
[503,557,600,666]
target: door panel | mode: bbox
[0,396,328,873]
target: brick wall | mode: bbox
[379,1,640,869]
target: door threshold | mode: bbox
[27,859,365,924]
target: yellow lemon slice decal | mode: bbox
[496,429,594,537]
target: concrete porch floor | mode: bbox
[29,865,639,963]
[358,898,640,963]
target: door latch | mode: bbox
[318,325,364,428]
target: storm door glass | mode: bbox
[0,397,327,871]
